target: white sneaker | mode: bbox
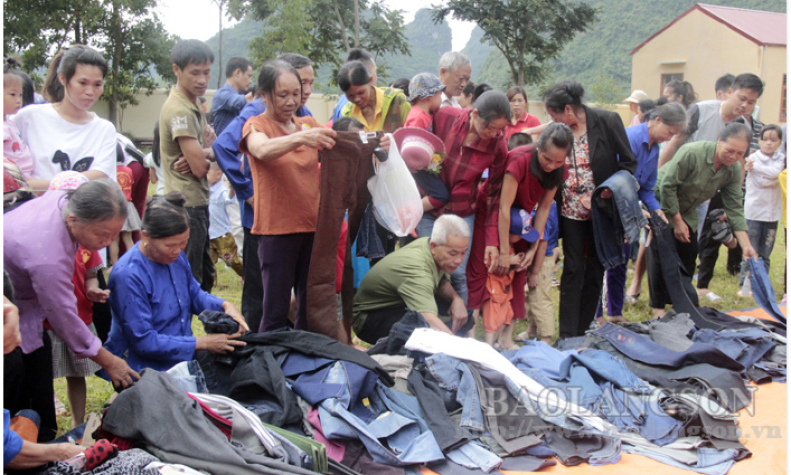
[702,291,722,302]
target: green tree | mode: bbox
[100,0,177,128]
[227,0,409,79]
[432,0,598,86]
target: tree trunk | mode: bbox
[108,0,123,129]
[333,0,350,52]
[518,68,524,86]
[352,0,360,47]
[217,1,223,88]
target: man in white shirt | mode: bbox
[438,52,472,108]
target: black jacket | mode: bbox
[555,106,637,222]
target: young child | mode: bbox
[517,202,560,345]
[482,234,526,349]
[207,161,244,287]
[3,66,34,177]
[109,160,141,266]
[405,73,444,131]
[402,73,452,208]
[739,124,785,297]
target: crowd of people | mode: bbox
[1,38,786,472]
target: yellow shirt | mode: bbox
[350,87,385,132]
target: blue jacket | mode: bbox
[625,122,662,211]
[212,83,248,135]
[212,99,312,229]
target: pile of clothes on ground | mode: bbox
[34,306,785,475]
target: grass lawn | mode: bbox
[52,191,787,433]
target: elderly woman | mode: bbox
[338,60,410,133]
[3,179,139,441]
[467,123,573,348]
[504,86,543,141]
[239,60,337,332]
[542,80,637,340]
[416,90,513,305]
[104,192,248,372]
[648,123,757,318]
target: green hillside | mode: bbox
[468,0,786,100]
[203,1,786,98]
[379,9,452,81]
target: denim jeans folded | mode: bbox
[592,171,646,270]
[425,353,486,432]
[692,328,776,370]
[591,323,744,372]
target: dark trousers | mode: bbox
[4,333,57,442]
[356,305,408,344]
[597,242,630,318]
[241,227,263,333]
[258,232,314,332]
[647,218,698,309]
[697,192,742,289]
[306,131,381,340]
[559,218,604,339]
[185,206,215,293]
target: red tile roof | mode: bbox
[630,3,786,55]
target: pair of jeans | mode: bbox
[424,353,485,432]
[558,217,604,338]
[584,333,753,414]
[739,220,777,286]
[416,213,475,305]
[242,227,264,333]
[691,328,777,369]
[306,131,382,340]
[591,171,646,270]
[646,211,701,316]
[590,323,743,371]
[258,232,314,332]
[185,206,215,293]
[356,204,386,260]
[749,257,787,325]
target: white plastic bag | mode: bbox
[367,133,424,236]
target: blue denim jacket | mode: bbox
[290,359,444,466]
[592,170,647,270]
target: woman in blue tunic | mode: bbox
[105,191,249,372]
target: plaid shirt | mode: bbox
[429,107,508,220]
